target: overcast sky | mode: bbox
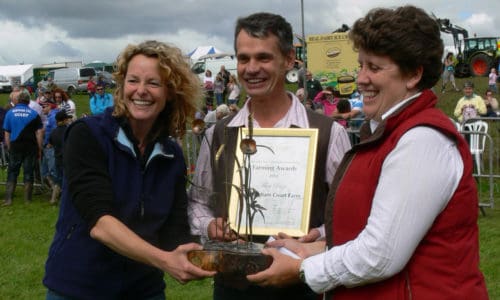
[0,0,498,66]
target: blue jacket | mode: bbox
[90,93,114,115]
[44,108,60,146]
[43,109,191,299]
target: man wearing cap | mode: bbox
[454,81,487,123]
[89,84,114,115]
[2,91,43,205]
[47,111,71,205]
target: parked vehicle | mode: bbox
[43,67,96,95]
[96,70,116,88]
[0,75,12,93]
[191,53,237,81]
[437,17,500,77]
[0,64,34,93]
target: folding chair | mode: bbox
[463,121,488,175]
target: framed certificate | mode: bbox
[228,128,318,237]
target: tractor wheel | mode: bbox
[285,68,299,83]
[469,54,492,77]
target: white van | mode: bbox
[44,67,96,95]
[0,75,12,93]
[191,54,237,80]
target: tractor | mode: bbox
[437,17,499,77]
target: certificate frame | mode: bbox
[228,128,318,237]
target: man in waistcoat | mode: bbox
[188,12,351,300]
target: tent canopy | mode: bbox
[0,64,34,77]
[188,46,224,60]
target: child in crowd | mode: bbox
[334,98,351,128]
[488,68,498,94]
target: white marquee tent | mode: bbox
[187,46,224,60]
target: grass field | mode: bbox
[0,77,499,299]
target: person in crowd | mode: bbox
[215,103,231,121]
[213,74,225,105]
[35,81,45,98]
[87,75,97,100]
[27,90,43,118]
[332,98,351,128]
[331,93,365,129]
[2,91,43,206]
[297,61,306,89]
[204,69,215,109]
[188,12,351,300]
[205,104,232,126]
[247,6,489,299]
[313,87,337,116]
[41,97,59,192]
[488,67,498,94]
[305,70,323,101]
[441,52,459,93]
[38,90,53,124]
[96,74,106,88]
[5,86,21,112]
[53,88,76,120]
[19,84,31,96]
[226,74,240,105]
[45,76,56,91]
[47,110,72,205]
[218,65,231,101]
[89,84,114,115]
[482,89,499,117]
[203,106,217,127]
[43,40,214,299]
[454,81,487,123]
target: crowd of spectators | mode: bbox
[0,80,115,206]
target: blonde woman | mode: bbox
[43,40,214,299]
[227,74,241,105]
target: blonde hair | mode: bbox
[113,40,202,138]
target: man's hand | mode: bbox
[207,218,238,241]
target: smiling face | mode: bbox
[356,48,422,122]
[124,54,168,130]
[235,30,294,101]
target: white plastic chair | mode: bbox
[463,121,488,175]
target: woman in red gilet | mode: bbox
[248,5,488,299]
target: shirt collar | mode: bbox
[227,91,309,128]
[369,92,422,133]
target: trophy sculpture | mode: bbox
[188,115,273,288]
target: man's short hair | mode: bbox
[234,12,293,56]
[17,91,31,104]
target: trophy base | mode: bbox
[188,241,273,288]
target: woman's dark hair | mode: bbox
[349,5,444,90]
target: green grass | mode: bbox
[1,78,500,299]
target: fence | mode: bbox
[183,117,499,214]
[460,117,500,213]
